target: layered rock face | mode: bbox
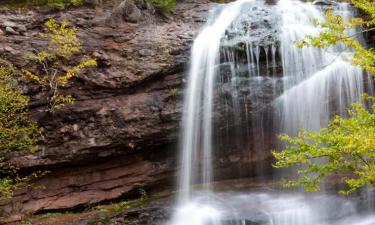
[0,0,212,218]
[0,0,285,219]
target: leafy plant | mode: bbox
[0,0,84,9]
[23,18,96,112]
[0,63,42,199]
[150,0,176,12]
[296,0,375,74]
[274,0,375,194]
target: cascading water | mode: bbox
[169,0,375,224]
[275,0,366,135]
[179,0,256,203]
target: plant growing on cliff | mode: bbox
[46,0,84,9]
[0,0,84,9]
[273,100,375,194]
[23,18,96,112]
[150,0,176,12]
[0,63,42,199]
[296,0,375,74]
[273,0,375,194]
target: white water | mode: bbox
[171,0,374,224]
[275,0,365,135]
[179,0,256,203]
[169,192,375,225]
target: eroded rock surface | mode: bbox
[0,0,212,219]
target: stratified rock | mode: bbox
[0,0,212,218]
[0,0,291,219]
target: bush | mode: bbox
[150,0,176,12]
[0,63,42,199]
[23,18,96,112]
[0,0,84,9]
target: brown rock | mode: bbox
[0,0,212,217]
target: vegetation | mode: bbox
[0,63,42,200]
[274,0,375,194]
[273,101,375,194]
[23,18,96,112]
[296,0,375,74]
[150,0,176,12]
[0,0,84,9]
[0,18,95,201]
[45,0,83,9]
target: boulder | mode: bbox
[5,26,18,35]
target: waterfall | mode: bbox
[275,0,365,135]
[169,0,375,224]
[179,0,256,203]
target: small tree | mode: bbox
[274,0,375,194]
[0,64,41,199]
[296,0,375,74]
[150,0,176,12]
[273,101,375,194]
[23,18,96,112]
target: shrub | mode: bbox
[23,18,96,112]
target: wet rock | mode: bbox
[313,0,336,6]
[84,0,100,6]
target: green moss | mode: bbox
[0,0,84,9]
[149,0,176,12]
[87,216,111,225]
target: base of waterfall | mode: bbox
[167,191,375,225]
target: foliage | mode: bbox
[168,87,178,95]
[296,0,375,74]
[24,18,96,112]
[274,0,375,194]
[0,0,84,9]
[46,0,84,9]
[103,189,148,213]
[0,64,42,199]
[273,100,375,194]
[16,218,32,225]
[150,0,176,12]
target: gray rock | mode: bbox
[139,49,154,56]
[4,46,18,55]
[3,21,17,28]
[5,26,18,35]
[127,6,142,23]
[313,0,336,6]
[16,25,27,32]
[111,0,143,23]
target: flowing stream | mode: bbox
[170,0,374,224]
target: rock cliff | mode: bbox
[0,0,211,219]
